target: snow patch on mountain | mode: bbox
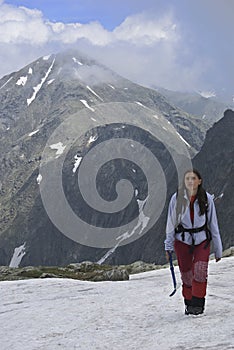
[86,85,103,101]
[43,55,51,61]
[80,99,95,112]
[16,76,28,86]
[72,57,83,66]
[28,129,39,137]
[176,131,191,148]
[72,155,82,174]
[27,59,55,106]
[135,101,145,107]
[49,142,66,158]
[9,242,26,268]
[98,197,149,265]
[47,79,55,85]
[37,174,42,185]
[198,90,216,99]
[0,76,13,90]
[87,135,98,145]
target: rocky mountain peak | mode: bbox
[0,49,222,267]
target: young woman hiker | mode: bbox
[164,169,223,315]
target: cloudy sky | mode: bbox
[0,0,233,98]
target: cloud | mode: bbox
[0,1,224,94]
[49,21,112,45]
[0,4,177,47]
[113,12,178,45]
[0,4,50,44]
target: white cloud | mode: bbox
[0,5,178,47]
[0,3,112,46]
[0,1,222,93]
[48,21,112,45]
[113,12,178,45]
[0,4,50,44]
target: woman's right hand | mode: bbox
[165,251,172,262]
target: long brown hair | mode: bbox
[176,169,208,223]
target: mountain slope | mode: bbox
[156,87,233,126]
[0,50,232,267]
[0,49,206,266]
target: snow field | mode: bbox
[0,257,233,350]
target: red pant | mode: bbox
[174,240,210,300]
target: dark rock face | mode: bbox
[193,109,234,250]
[0,49,230,267]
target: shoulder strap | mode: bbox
[204,192,212,245]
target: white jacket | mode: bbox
[164,191,223,259]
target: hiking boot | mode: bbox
[186,305,204,315]
[186,296,205,315]
[184,298,192,315]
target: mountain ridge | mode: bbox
[0,49,232,266]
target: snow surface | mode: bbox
[0,257,233,350]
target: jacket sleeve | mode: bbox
[207,193,223,259]
[164,194,177,251]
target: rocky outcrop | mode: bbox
[0,260,165,282]
[0,262,130,282]
[1,247,233,282]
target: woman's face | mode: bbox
[184,172,202,194]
